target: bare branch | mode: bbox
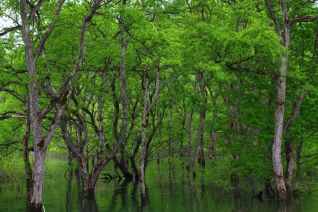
[283,90,306,134]
[28,0,45,20]
[147,65,160,114]
[0,111,25,120]
[264,0,281,36]
[60,116,80,157]
[0,25,21,37]
[0,87,25,103]
[290,16,318,26]
[57,0,104,101]
[34,0,66,59]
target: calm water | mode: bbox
[1,160,318,212]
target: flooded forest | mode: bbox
[0,0,318,211]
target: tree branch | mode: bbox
[0,111,25,120]
[290,16,318,26]
[0,25,21,37]
[147,65,160,114]
[283,90,306,134]
[264,0,281,36]
[57,0,104,101]
[34,0,66,59]
[28,0,45,20]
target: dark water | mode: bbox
[1,160,318,212]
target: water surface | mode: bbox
[0,159,317,212]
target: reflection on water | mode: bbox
[0,163,318,212]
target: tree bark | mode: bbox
[185,109,194,172]
[140,67,150,187]
[20,0,44,207]
[264,0,290,201]
[284,140,293,193]
[23,96,32,186]
[30,149,46,210]
[272,53,288,201]
[140,64,160,187]
[196,71,206,168]
[293,140,303,198]
[208,90,218,162]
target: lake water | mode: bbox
[1,159,318,212]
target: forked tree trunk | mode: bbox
[19,0,101,209]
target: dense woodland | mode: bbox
[0,0,318,211]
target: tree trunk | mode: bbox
[197,108,206,168]
[264,0,291,201]
[196,71,206,168]
[20,0,44,207]
[23,97,32,186]
[131,137,141,183]
[83,178,95,199]
[185,109,194,172]
[140,69,149,186]
[209,92,218,162]
[140,64,160,186]
[30,149,46,211]
[77,154,96,199]
[231,172,241,205]
[209,133,217,161]
[168,106,173,161]
[65,168,73,212]
[19,0,101,208]
[284,140,293,193]
[114,156,132,179]
[179,108,186,157]
[294,141,303,198]
[272,53,288,201]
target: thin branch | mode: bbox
[0,111,25,120]
[290,16,318,26]
[0,25,21,37]
[34,0,66,59]
[283,90,306,134]
[28,0,45,20]
[57,0,104,100]
[264,0,281,36]
[147,65,160,114]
